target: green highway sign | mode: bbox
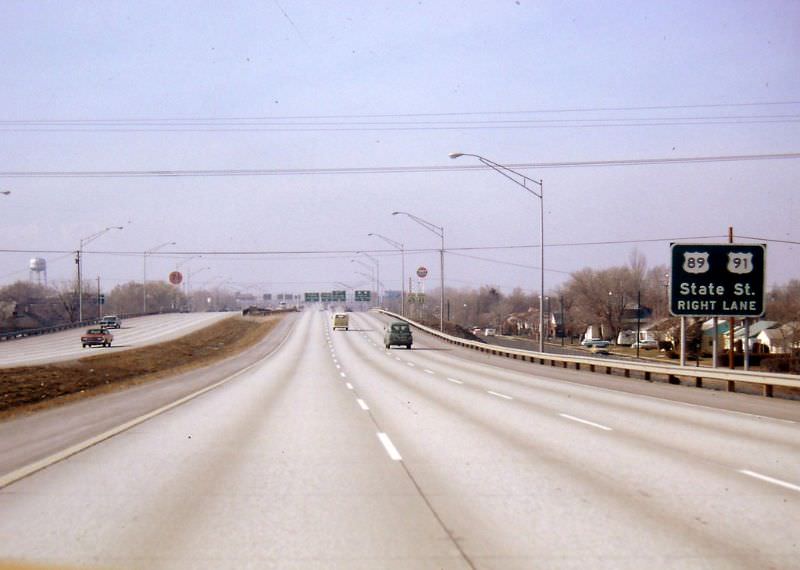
[670,243,765,317]
[304,292,320,302]
[355,290,371,302]
[332,290,346,302]
[321,292,332,302]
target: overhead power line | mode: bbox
[2,100,799,123]
[5,234,795,259]
[2,152,798,179]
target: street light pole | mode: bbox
[351,259,375,307]
[392,211,445,332]
[449,152,545,352]
[368,233,405,316]
[77,226,124,322]
[143,241,176,314]
[356,251,382,307]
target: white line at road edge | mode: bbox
[0,343,277,489]
[739,470,800,493]
[377,432,402,461]
[357,399,370,410]
[559,413,613,431]
[487,390,513,400]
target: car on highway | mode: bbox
[99,315,122,329]
[581,337,606,347]
[332,313,349,330]
[384,321,413,349]
[484,328,496,336]
[81,328,113,348]
[631,339,659,350]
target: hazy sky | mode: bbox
[1,1,798,299]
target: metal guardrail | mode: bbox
[376,310,800,398]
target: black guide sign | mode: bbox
[670,243,765,317]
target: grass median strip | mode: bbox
[0,315,283,416]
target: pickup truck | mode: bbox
[81,328,113,348]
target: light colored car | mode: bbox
[332,313,349,331]
[484,328,496,336]
[99,315,121,329]
[581,338,605,347]
[589,340,611,354]
[632,339,658,350]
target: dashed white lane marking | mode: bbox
[424,369,435,375]
[559,413,613,431]
[487,390,513,400]
[377,432,402,461]
[447,377,464,385]
[739,470,800,493]
[335,364,341,369]
[395,357,401,361]
[346,382,354,390]
[340,372,347,378]
[407,362,415,368]
[357,399,370,411]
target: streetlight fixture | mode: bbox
[76,225,124,321]
[351,259,376,306]
[356,251,381,307]
[0,190,10,196]
[368,233,405,316]
[392,211,445,332]
[143,241,176,313]
[449,152,545,352]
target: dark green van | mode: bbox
[384,321,413,349]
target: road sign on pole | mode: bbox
[168,271,183,285]
[416,266,428,279]
[304,292,320,302]
[355,290,371,302]
[670,243,765,317]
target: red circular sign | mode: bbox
[416,266,428,278]
[169,271,183,285]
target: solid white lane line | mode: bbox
[487,390,513,400]
[559,413,613,431]
[424,369,435,375]
[377,432,402,461]
[739,470,800,493]
[346,382,354,390]
[340,372,347,378]
[447,377,464,385]
[357,399,370,410]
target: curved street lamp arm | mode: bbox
[368,233,403,250]
[450,152,542,198]
[80,225,124,248]
[391,211,443,238]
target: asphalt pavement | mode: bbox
[0,309,797,569]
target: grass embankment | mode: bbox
[0,315,282,417]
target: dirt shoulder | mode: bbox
[0,315,283,417]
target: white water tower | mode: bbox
[29,257,47,286]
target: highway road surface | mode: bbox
[0,312,234,368]
[0,309,798,569]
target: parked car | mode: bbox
[81,328,113,348]
[589,340,611,354]
[581,338,606,347]
[99,315,121,329]
[384,321,413,349]
[631,339,659,350]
